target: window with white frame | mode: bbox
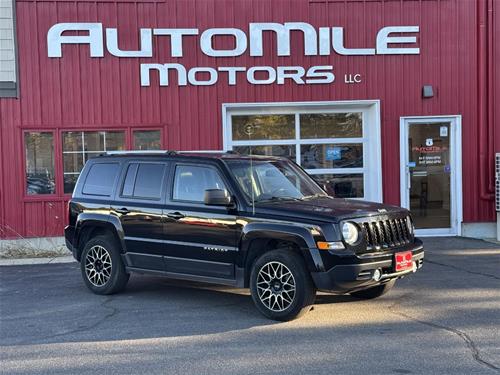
[62,131,125,193]
[224,103,382,201]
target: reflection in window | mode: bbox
[62,131,125,194]
[25,132,55,195]
[300,113,362,139]
[301,144,363,169]
[312,174,364,198]
[233,145,295,160]
[173,165,227,202]
[133,130,161,150]
[232,115,295,141]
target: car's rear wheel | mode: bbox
[250,249,316,321]
[81,235,129,295]
[350,279,396,299]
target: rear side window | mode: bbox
[82,163,119,196]
[122,163,166,200]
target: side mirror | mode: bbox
[204,189,233,206]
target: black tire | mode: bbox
[250,249,316,321]
[350,279,396,299]
[80,235,129,295]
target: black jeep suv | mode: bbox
[65,151,424,321]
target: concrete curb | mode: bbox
[0,255,76,266]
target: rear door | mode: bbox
[162,162,240,280]
[111,161,169,271]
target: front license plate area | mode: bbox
[394,251,413,272]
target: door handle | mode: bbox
[167,211,185,220]
[115,207,130,215]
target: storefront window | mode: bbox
[300,113,362,139]
[25,132,55,195]
[312,174,364,198]
[232,145,296,160]
[133,130,161,150]
[232,115,295,141]
[63,131,125,194]
[227,111,367,199]
[300,144,363,169]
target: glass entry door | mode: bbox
[401,117,462,235]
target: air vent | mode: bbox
[496,153,500,212]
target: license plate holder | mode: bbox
[394,251,413,272]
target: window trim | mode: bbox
[222,100,382,202]
[23,130,57,198]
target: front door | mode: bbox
[400,116,462,235]
[162,162,240,280]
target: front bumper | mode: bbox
[311,240,424,293]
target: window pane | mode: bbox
[134,130,161,150]
[63,153,84,173]
[173,165,227,202]
[64,174,79,194]
[232,115,295,141]
[133,163,166,199]
[63,132,82,152]
[85,152,103,161]
[312,174,364,198]
[232,145,296,161]
[106,132,126,151]
[82,163,119,196]
[25,132,55,195]
[300,113,362,139]
[301,144,363,169]
[84,132,105,151]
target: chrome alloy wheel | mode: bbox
[85,245,112,287]
[256,261,296,312]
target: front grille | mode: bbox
[362,217,412,250]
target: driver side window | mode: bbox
[173,165,227,202]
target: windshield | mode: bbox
[225,158,327,203]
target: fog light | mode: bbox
[372,269,382,281]
[412,261,417,273]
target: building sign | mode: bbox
[47,22,420,87]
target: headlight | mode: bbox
[406,216,414,235]
[342,222,359,245]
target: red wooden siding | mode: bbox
[0,0,498,239]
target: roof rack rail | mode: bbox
[104,150,177,155]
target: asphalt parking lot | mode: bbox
[1,237,499,374]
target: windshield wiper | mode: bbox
[256,196,302,203]
[301,193,329,200]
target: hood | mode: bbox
[253,196,408,223]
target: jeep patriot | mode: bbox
[65,151,424,321]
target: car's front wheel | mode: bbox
[350,279,396,299]
[80,235,129,295]
[250,249,316,321]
